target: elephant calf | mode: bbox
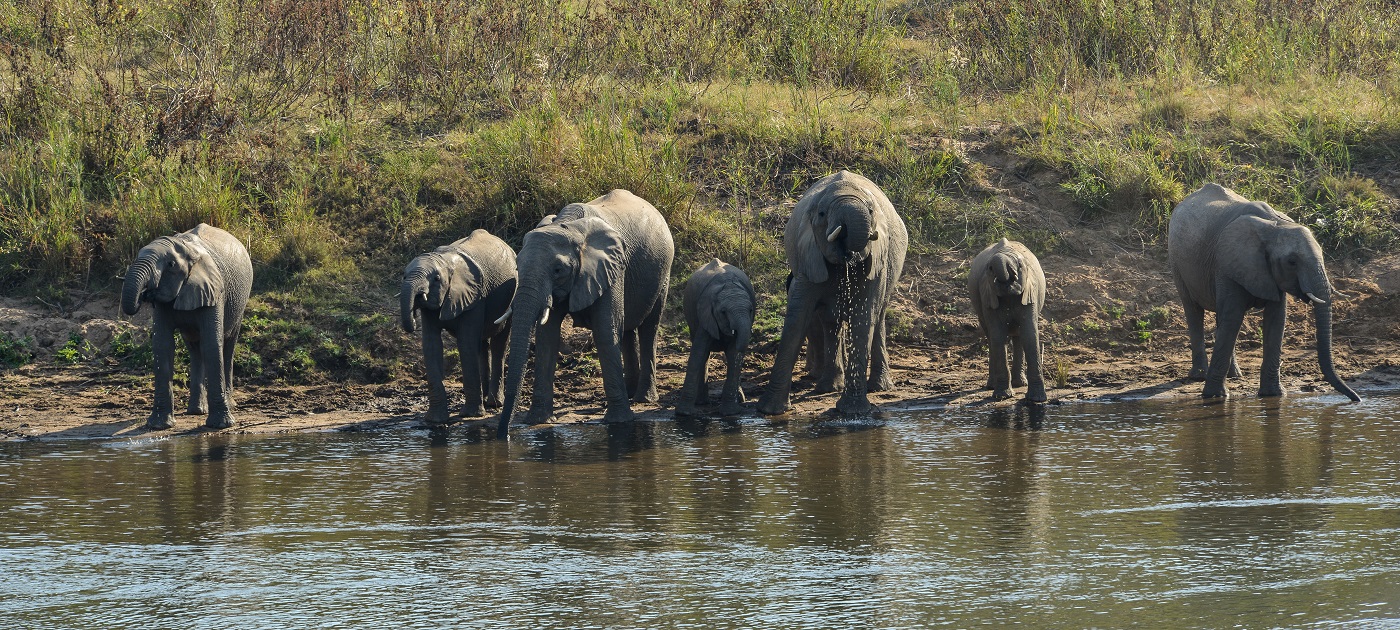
[1167,183,1360,401]
[967,238,1047,403]
[401,230,516,424]
[677,259,756,417]
[121,223,253,430]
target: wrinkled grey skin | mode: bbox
[1168,183,1360,402]
[786,272,844,393]
[758,170,908,415]
[121,223,253,430]
[677,259,756,417]
[401,230,516,424]
[498,189,675,434]
[968,238,1047,403]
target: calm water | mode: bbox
[3,395,1399,628]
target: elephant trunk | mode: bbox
[121,253,157,316]
[400,272,428,334]
[839,204,874,260]
[1312,302,1361,402]
[498,285,548,436]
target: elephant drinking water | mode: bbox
[497,189,675,434]
[1167,183,1360,401]
[121,223,253,430]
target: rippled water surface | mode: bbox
[4,395,1400,628]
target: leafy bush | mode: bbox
[0,331,35,369]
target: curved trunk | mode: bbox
[1313,303,1361,402]
[497,286,547,436]
[842,208,873,258]
[121,255,156,316]
[401,273,427,334]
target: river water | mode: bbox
[2,395,1398,628]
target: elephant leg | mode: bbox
[812,309,842,394]
[1228,348,1243,379]
[422,321,451,425]
[1257,300,1287,397]
[867,307,894,392]
[182,328,207,415]
[201,308,233,429]
[758,284,818,415]
[836,277,875,415]
[718,341,746,416]
[594,292,634,424]
[1204,307,1246,399]
[486,329,507,409]
[527,316,563,424]
[1177,278,1210,380]
[801,319,825,381]
[147,308,176,430]
[222,329,238,410]
[676,334,711,417]
[1021,312,1047,403]
[1010,334,1026,389]
[622,329,640,400]
[634,308,662,403]
[456,324,485,419]
[987,324,1014,400]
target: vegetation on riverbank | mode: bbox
[2,0,1398,384]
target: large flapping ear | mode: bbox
[785,194,829,284]
[1217,215,1283,302]
[1017,250,1045,307]
[860,186,890,281]
[441,251,485,321]
[698,279,729,340]
[568,217,625,312]
[172,235,223,310]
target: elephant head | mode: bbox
[976,240,1043,312]
[122,233,223,315]
[1216,215,1359,401]
[788,176,886,284]
[401,246,483,332]
[700,277,756,347]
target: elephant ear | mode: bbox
[1016,252,1043,307]
[785,196,829,284]
[1217,215,1283,302]
[441,251,484,321]
[860,187,889,281]
[569,217,625,312]
[698,279,729,340]
[172,235,223,311]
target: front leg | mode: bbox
[1020,307,1047,403]
[867,306,893,392]
[147,307,176,430]
[182,328,207,415]
[455,313,486,418]
[594,290,633,423]
[758,281,818,415]
[675,333,711,417]
[633,308,662,403]
[986,323,1014,400]
[526,313,563,424]
[421,320,451,425]
[1204,302,1246,399]
[1257,300,1286,397]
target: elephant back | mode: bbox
[1168,183,1293,311]
[187,223,253,339]
[579,189,676,331]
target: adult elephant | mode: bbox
[967,238,1047,403]
[400,229,516,424]
[121,223,253,429]
[758,170,908,415]
[497,189,675,434]
[1168,183,1360,401]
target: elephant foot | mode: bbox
[634,386,659,404]
[603,406,635,424]
[675,403,700,418]
[485,396,503,410]
[1012,374,1027,388]
[1023,386,1048,405]
[146,411,173,431]
[717,401,745,417]
[835,393,872,415]
[188,402,208,415]
[868,373,894,393]
[458,404,486,419]
[810,378,842,395]
[523,409,556,425]
[992,388,1015,401]
[1201,382,1230,399]
[205,411,234,430]
[1229,365,1243,379]
[1257,384,1285,398]
[757,392,789,416]
[1188,367,1208,381]
[984,378,996,391]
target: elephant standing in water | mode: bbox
[967,238,1047,403]
[121,223,253,429]
[498,189,675,433]
[401,230,516,424]
[758,170,908,415]
[677,259,756,418]
[1168,183,1360,401]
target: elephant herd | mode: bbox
[119,175,1361,434]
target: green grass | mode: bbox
[3,0,1398,383]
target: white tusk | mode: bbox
[869,229,879,242]
[493,308,512,325]
[539,307,550,326]
[1306,292,1327,305]
[826,225,843,242]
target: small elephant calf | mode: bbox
[967,238,1047,403]
[401,230,516,424]
[677,259,756,417]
